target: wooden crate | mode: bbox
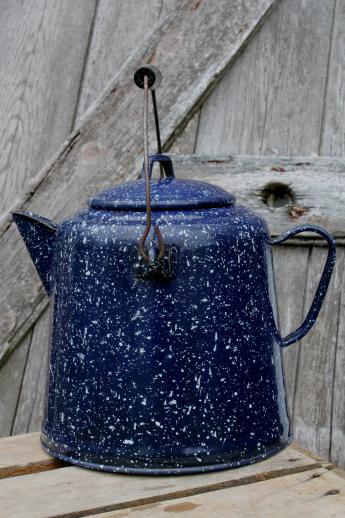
[1,433,345,517]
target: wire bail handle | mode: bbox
[134,65,165,263]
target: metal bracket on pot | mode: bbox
[133,245,178,281]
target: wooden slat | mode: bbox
[75,0,163,121]
[272,246,310,414]
[0,0,277,365]
[293,247,345,460]
[0,433,62,480]
[0,445,320,518]
[320,0,345,155]
[330,249,345,468]
[195,0,335,155]
[170,155,344,237]
[0,332,31,437]
[27,323,50,433]
[11,309,50,435]
[0,0,96,218]
[94,468,345,518]
[169,111,200,154]
[292,442,336,471]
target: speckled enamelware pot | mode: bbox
[13,154,336,475]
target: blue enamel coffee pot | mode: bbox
[12,67,336,475]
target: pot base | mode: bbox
[41,433,291,475]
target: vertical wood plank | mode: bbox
[196,0,335,155]
[0,0,96,217]
[75,0,163,121]
[330,249,345,468]
[169,112,200,154]
[320,0,345,155]
[12,309,50,435]
[0,333,31,437]
[27,347,49,433]
[272,246,310,415]
[293,247,344,460]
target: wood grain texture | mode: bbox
[196,0,335,155]
[0,0,277,365]
[170,155,345,237]
[169,111,200,154]
[27,325,50,434]
[329,249,345,468]
[0,445,319,518]
[292,442,336,471]
[75,0,163,121]
[0,432,62,480]
[293,247,345,460]
[272,246,310,414]
[0,332,31,437]
[11,309,50,435]
[320,0,345,155]
[94,468,345,518]
[0,0,96,218]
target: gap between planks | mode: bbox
[0,433,325,518]
[92,468,345,518]
[0,433,323,482]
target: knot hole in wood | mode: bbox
[261,181,295,209]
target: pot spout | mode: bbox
[12,211,57,296]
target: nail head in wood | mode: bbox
[134,65,162,90]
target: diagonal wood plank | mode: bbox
[94,468,345,518]
[0,0,97,218]
[11,309,50,435]
[75,0,165,122]
[0,0,277,365]
[195,0,335,156]
[0,444,320,518]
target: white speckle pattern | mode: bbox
[19,175,300,475]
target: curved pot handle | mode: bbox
[271,224,336,347]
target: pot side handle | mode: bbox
[271,224,336,347]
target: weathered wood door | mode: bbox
[0,0,344,470]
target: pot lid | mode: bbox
[89,155,235,211]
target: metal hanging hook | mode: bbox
[134,65,165,263]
